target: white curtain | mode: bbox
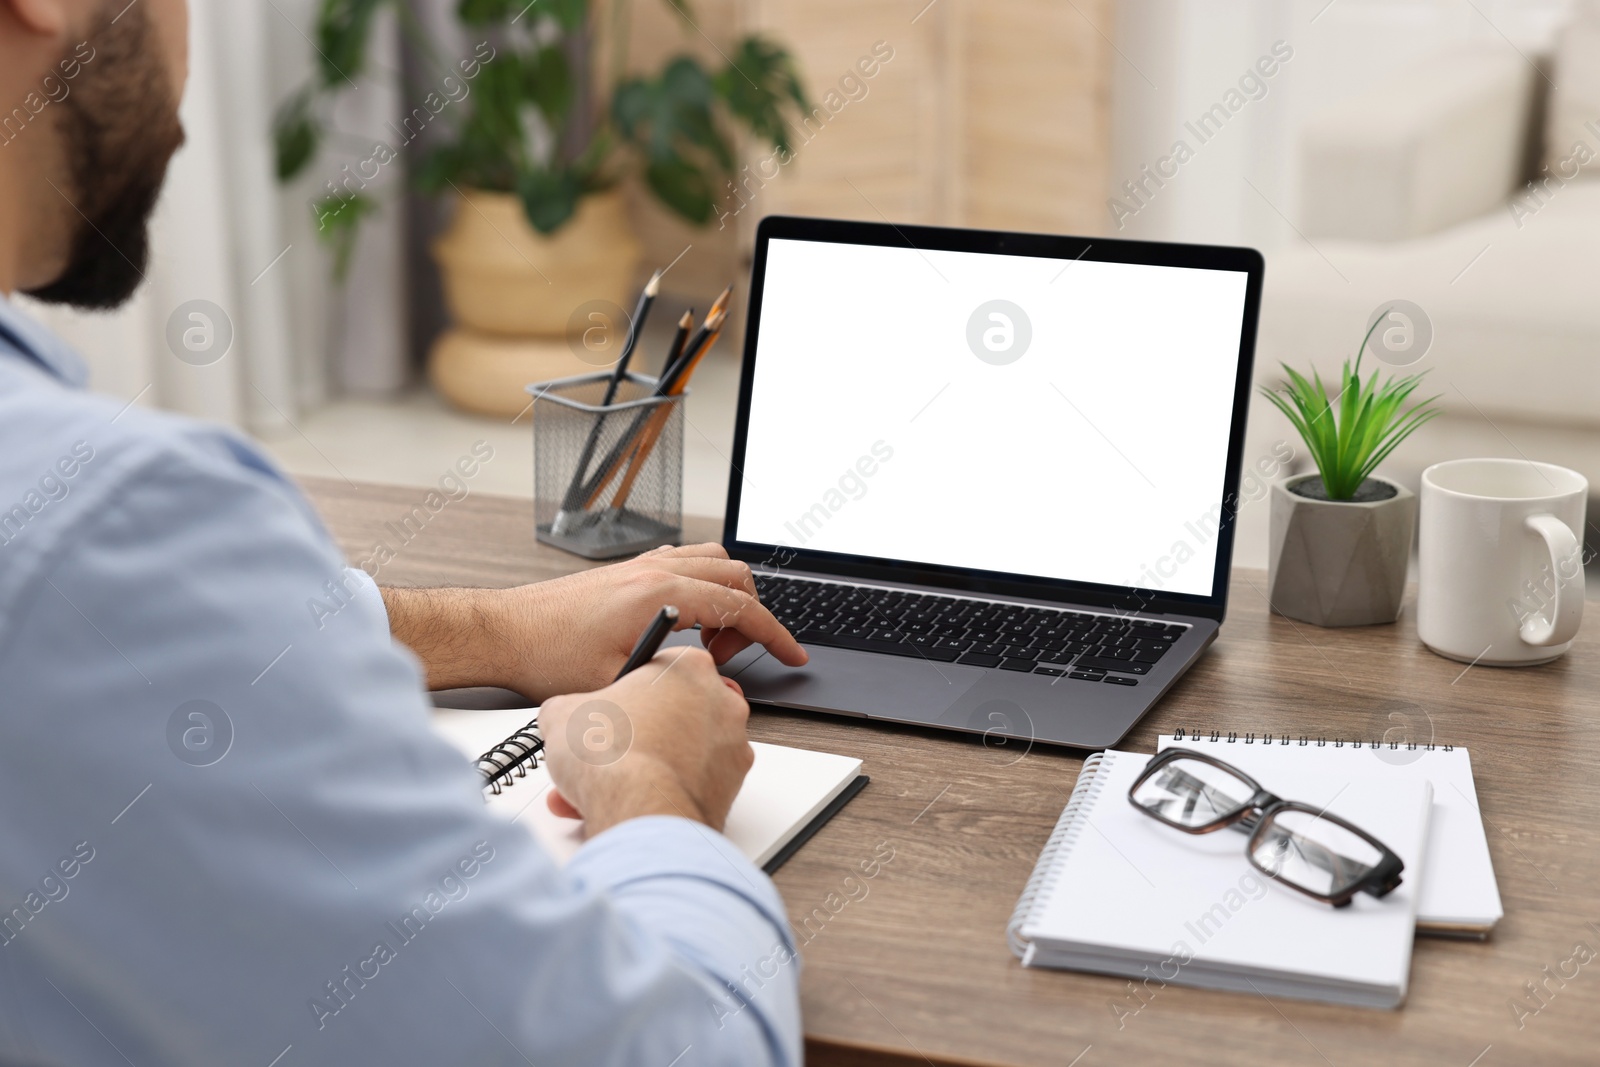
[18,0,408,435]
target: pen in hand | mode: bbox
[615,605,680,681]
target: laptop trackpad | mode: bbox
[724,645,985,721]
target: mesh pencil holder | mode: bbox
[528,371,685,560]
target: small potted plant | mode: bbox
[273,0,808,415]
[1258,317,1441,627]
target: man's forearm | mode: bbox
[379,586,516,692]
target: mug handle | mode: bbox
[1521,514,1586,647]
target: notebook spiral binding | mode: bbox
[1007,752,1109,959]
[475,717,545,795]
[1170,727,1452,752]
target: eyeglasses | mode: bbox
[1128,749,1405,907]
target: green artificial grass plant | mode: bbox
[1258,313,1441,500]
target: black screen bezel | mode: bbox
[721,215,1265,623]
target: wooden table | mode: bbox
[302,477,1600,1067]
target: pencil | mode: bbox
[603,308,728,513]
[613,271,662,392]
[662,305,726,398]
[662,309,692,378]
[662,286,730,386]
[576,308,697,510]
[551,270,662,534]
[576,301,720,509]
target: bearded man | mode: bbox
[0,3,808,1064]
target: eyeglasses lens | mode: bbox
[1131,757,1255,829]
[1250,808,1383,898]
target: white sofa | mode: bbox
[1248,24,1600,510]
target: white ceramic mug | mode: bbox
[1418,459,1588,665]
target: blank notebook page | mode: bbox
[430,707,862,868]
[1020,750,1431,997]
[1158,735,1502,932]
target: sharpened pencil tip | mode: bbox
[678,310,693,327]
[645,270,663,297]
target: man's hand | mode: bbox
[380,543,807,702]
[538,648,754,834]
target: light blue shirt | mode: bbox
[0,298,800,1066]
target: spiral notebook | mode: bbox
[1008,748,1433,1009]
[431,707,867,873]
[1157,729,1502,937]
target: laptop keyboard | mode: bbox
[754,574,1186,683]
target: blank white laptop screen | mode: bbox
[733,238,1250,598]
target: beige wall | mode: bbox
[613,0,1114,301]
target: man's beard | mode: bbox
[24,5,186,310]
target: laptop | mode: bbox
[683,215,1263,750]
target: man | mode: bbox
[0,1,812,1064]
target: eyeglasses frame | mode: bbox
[1128,748,1406,907]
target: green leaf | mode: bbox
[608,56,733,224]
[611,78,653,139]
[653,59,717,159]
[1359,404,1441,481]
[450,127,517,191]
[678,109,734,170]
[661,55,715,105]
[310,191,380,280]
[457,0,519,25]
[315,0,388,87]
[1353,308,1387,378]
[413,144,465,194]
[571,128,619,191]
[645,156,714,223]
[1261,336,1442,499]
[712,35,809,155]
[525,43,574,127]
[517,167,582,233]
[272,89,320,181]
[460,49,527,182]
[618,59,713,143]
[549,0,588,30]
[611,57,732,178]
[461,0,584,28]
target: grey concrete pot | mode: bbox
[1267,474,1416,627]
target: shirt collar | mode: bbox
[0,294,90,389]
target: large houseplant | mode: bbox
[1259,317,1441,627]
[273,0,808,413]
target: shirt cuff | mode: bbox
[566,815,791,938]
[344,565,388,628]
